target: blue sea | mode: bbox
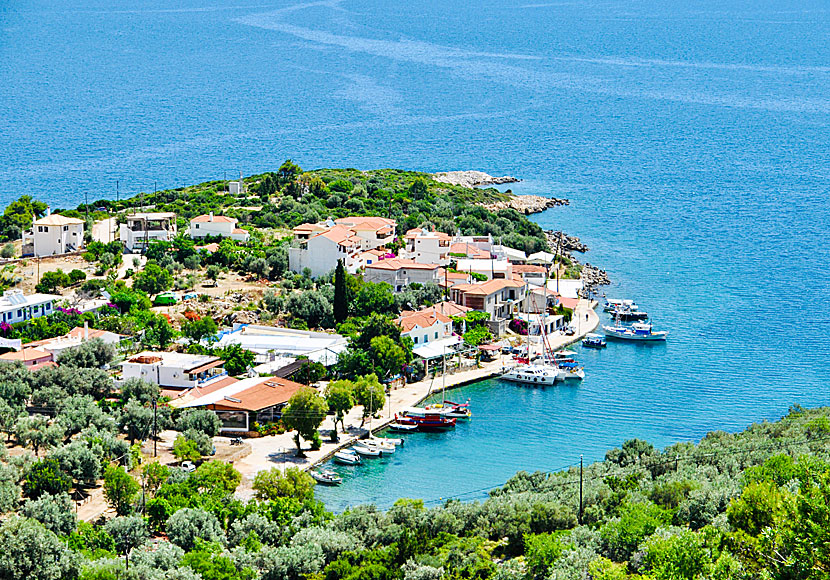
[2,0,829,510]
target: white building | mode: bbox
[215,325,348,366]
[23,213,85,257]
[188,213,249,242]
[396,309,453,346]
[364,258,440,291]
[515,312,566,336]
[28,323,130,358]
[450,278,527,320]
[403,228,451,265]
[0,290,60,325]
[454,258,513,280]
[120,212,177,253]
[288,216,396,278]
[120,351,227,389]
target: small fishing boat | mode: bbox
[607,307,649,321]
[333,449,361,465]
[582,333,606,348]
[501,364,558,385]
[352,444,381,457]
[553,350,578,360]
[425,402,472,420]
[356,438,395,454]
[370,434,404,446]
[603,299,639,313]
[603,322,668,342]
[388,422,418,432]
[557,364,585,381]
[310,469,343,485]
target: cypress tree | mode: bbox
[333,259,348,324]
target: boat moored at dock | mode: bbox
[310,469,343,485]
[333,449,362,465]
[582,333,607,348]
[603,322,668,341]
[501,364,558,385]
[396,408,457,431]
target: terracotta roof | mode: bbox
[405,228,423,238]
[315,225,361,245]
[396,311,452,332]
[335,216,396,231]
[191,214,237,224]
[293,223,318,232]
[232,228,248,235]
[365,258,439,271]
[558,297,579,310]
[0,348,53,363]
[208,377,306,412]
[196,243,220,253]
[409,302,471,318]
[164,376,240,405]
[512,264,546,274]
[452,278,525,296]
[33,214,84,226]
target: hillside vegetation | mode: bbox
[3,403,830,579]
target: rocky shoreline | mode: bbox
[544,230,588,255]
[432,170,520,188]
[483,195,569,215]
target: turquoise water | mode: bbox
[2,0,829,510]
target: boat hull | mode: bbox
[501,366,558,385]
[603,326,668,341]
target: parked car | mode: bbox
[181,460,196,472]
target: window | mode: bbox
[434,332,438,339]
[413,336,418,344]
[63,226,68,231]
[37,226,44,233]
[45,303,51,310]
[195,224,200,229]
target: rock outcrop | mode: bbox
[432,170,520,188]
[545,230,588,254]
[483,195,569,215]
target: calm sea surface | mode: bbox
[2,0,829,510]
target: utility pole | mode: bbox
[152,400,157,457]
[578,454,584,525]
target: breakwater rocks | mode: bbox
[432,170,520,188]
[582,263,611,290]
[545,230,588,254]
[484,195,569,215]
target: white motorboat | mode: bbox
[333,449,361,465]
[553,350,578,360]
[370,434,404,446]
[557,366,585,381]
[357,438,395,453]
[501,364,558,386]
[388,422,418,432]
[310,469,343,485]
[604,298,639,313]
[424,402,472,420]
[603,322,668,342]
[352,444,381,457]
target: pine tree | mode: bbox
[333,259,348,324]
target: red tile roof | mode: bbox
[191,214,237,224]
[365,258,439,271]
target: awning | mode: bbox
[478,343,502,351]
[412,336,461,360]
[186,359,224,374]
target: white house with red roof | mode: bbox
[288,217,397,277]
[364,258,440,291]
[188,213,249,242]
[396,308,454,347]
[450,278,527,320]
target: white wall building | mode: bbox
[188,213,249,242]
[403,228,451,265]
[23,214,85,257]
[396,309,453,346]
[120,351,227,389]
[120,212,177,253]
[450,278,527,320]
[453,258,513,280]
[364,258,440,291]
[288,217,397,278]
[0,290,60,325]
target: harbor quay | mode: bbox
[229,299,600,499]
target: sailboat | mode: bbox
[425,349,472,419]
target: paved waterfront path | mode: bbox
[233,299,599,498]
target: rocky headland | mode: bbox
[432,170,520,188]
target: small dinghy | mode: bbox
[310,469,342,485]
[333,449,361,465]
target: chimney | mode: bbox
[209,212,214,222]
[84,321,88,340]
[46,206,51,217]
